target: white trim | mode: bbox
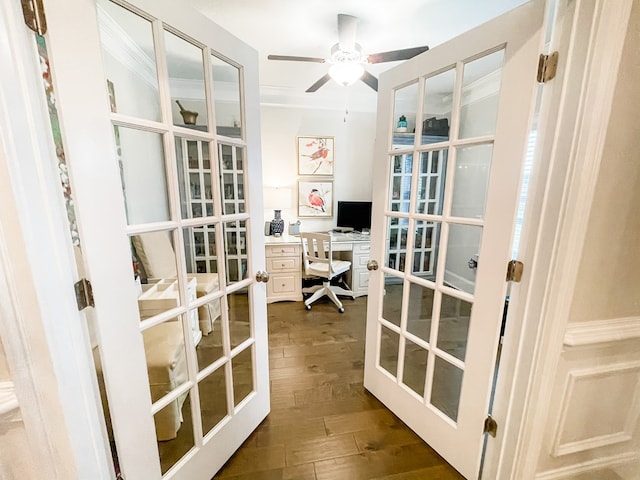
[564,317,640,346]
[489,0,635,478]
[534,451,640,480]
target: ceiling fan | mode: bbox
[267,14,429,93]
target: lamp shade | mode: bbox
[264,187,293,210]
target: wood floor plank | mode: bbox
[285,433,359,466]
[324,408,398,436]
[215,444,285,478]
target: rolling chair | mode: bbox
[300,232,355,313]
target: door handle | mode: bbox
[367,260,379,271]
[255,270,270,283]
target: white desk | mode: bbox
[264,232,371,303]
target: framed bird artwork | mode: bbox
[298,181,333,218]
[297,136,335,176]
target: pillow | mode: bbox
[132,231,177,279]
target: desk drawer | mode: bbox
[353,243,371,254]
[267,256,300,272]
[266,245,299,257]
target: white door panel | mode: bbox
[44,0,268,478]
[364,1,546,478]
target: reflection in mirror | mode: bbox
[157,392,194,475]
[437,294,472,362]
[421,68,454,144]
[228,290,250,348]
[459,49,505,139]
[176,137,214,219]
[402,339,429,398]
[182,225,218,275]
[430,357,463,422]
[96,0,161,121]
[219,144,246,214]
[406,283,434,342]
[444,224,482,294]
[141,320,190,472]
[198,367,228,436]
[451,144,493,219]
[392,81,419,149]
[389,154,413,213]
[116,127,170,225]
[382,275,403,328]
[386,216,409,272]
[415,150,447,215]
[232,347,254,407]
[223,221,248,284]
[165,30,208,130]
[211,55,242,138]
[379,325,400,377]
[412,221,440,278]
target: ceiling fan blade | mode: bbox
[267,54,326,63]
[306,74,332,93]
[367,46,430,64]
[337,14,358,52]
[361,71,378,92]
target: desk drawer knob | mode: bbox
[367,260,379,271]
[255,270,270,283]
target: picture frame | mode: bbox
[298,180,333,218]
[297,136,334,176]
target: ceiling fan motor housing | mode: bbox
[330,43,364,64]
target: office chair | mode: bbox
[300,232,355,313]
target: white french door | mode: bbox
[43,0,268,478]
[364,1,546,478]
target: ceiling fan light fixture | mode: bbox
[329,61,365,87]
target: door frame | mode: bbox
[482,0,634,478]
[0,0,633,479]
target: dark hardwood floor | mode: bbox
[213,296,464,480]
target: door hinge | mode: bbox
[506,260,524,282]
[537,51,558,83]
[21,0,47,35]
[484,415,498,437]
[74,278,94,310]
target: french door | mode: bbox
[364,1,546,478]
[43,0,268,478]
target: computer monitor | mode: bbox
[336,201,372,232]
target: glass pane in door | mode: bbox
[176,138,214,219]
[382,277,403,328]
[421,68,454,144]
[198,366,228,435]
[444,224,482,295]
[390,154,413,212]
[116,127,170,225]
[164,30,208,130]
[232,347,254,406]
[458,49,505,139]
[211,55,242,138]
[379,325,400,377]
[219,144,246,214]
[385,217,408,272]
[415,150,447,215]
[450,144,493,219]
[402,339,429,397]
[411,220,440,278]
[392,82,419,148]
[223,221,248,284]
[96,0,161,121]
[406,282,434,342]
[157,391,194,475]
[430,357,463,422]
[437,294,472,362]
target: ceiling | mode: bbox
[187,0,528,110]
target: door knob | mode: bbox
[255,271,270,283]
[367,260,379,271]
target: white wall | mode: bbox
[260,105,376,233]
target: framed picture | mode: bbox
[298,181,333,218]
[297,136,334,176]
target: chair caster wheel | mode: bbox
[305,304,311,310]
[338,307,345,313]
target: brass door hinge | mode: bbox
[506,260,524,282]
[537,51,558,83]
[484,415,498,437]
[74,278,94,310]
[21,0,47,35]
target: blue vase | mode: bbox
[270,210,285,236]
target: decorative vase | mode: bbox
[270,210,285,237]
